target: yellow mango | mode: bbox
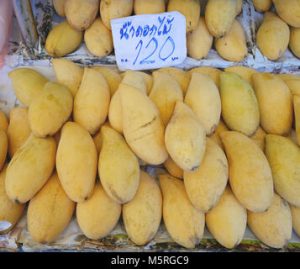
[236,0,243,15]
[65,0,99,31]
[8,68,48,106]
[205,0,237,37]
[159,174,205,249]
[0,111,8,131]
[29,82,73,138]
[209,120,228,149]
[252,73,293,135]
[5,135,56,203]
[294,96,300,145]
[220,72,260,136]
[256,12,290,61]
[74,68,110,135]
[184,138,228,212]
[158,68,191,95]
[273,0,300,27]
[248,194,292,248]
[93,129,102,154]
[224,66,258,86]
[123,171,162,245]
[52,58,83,97]
[122,70,148,93]
[76,183,121,240]
[53,0,66,17]
[164,157,183,179]
[149,71,183,125]
[289,27,300,58]
[206,187,247,249]
[265,135,300,207]
[100,0,133,30]
[93,66,122,96]
[187,17,213,60]
[278,73,300,96]
[167,0,200,32]
[99,126,140,204]
[134,0,165,14]
[0,130,7,172]
[291,205,300,237]
[120,85,168,165]
[221,131,274,212]
[215,20,247,62]
[185,73,221,135]
[7,107,31,157]
[84,18,113,57]
[0,167,24,234]
[250,126,266,151]
[45,21,83,57]
[165,101,206,171]
[27,173,75,243]
[188,67,221,87]
[56,122,97,202]
[253,0,272,12]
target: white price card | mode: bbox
[111,11,187,71]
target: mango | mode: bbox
[74,68,110,135]
[0,167,24,234]
[265,135,300,207]
[164,157,183,179]
[273,0,300,27]
[93,129,102,154]
[289,27,300,58]
[278,73,300,96]
[52,58,83,97]
[253,0,272,12]
[56,122,97,202]
[256,12,290,61]
[45,21,83,57]
[184,138,228,212]
[185,73,221,135]
[99,126,140,204]
[0,111,8,131]
[29,82,73,138]
[76,183,121,240]
[206,187,247,249]
[220,72,260,136]
[5,135,56,203]
[248,194,292,248]
[8,68,48,106]
[209,120,228,149]
[188,67,221,87]
[291,205,300,237]
[149,71,183,125]
[7,107,31,157]
[250,126,266,151]
[215,20,247,62]
[65,0,99,31]
[252,73,293,135]
[27,173,75,243]
[0,130,7,172]
[294,96,300,145]
[165,101,206,171]
[159,174,205,249]
[53,0,66,17]
[134,0,165,14]
[221,131,274,212]
[123,171,162,245]
[224,66,257,86]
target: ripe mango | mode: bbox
[134,0,165,14]
[250,126,266,151]
[273,0,300,27]
[0,130,7,172]
[164,157,183,179]
[0,111,8,131]
[224,66,257,86]
[291,205,300,237]
[53,0,66,17]
[209,120,228,149]
[289,27,300,58]
[253,0,272,12]
[188,67,221,87]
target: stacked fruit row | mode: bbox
[46,0,248,62]
[255,0,300,60]
[1,61,300,249]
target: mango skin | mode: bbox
[7,107,31,157]
[5,135,56,204]
[159,174,205,249]
[188,67,221,88]
[291,205,300,237]
[265,135,300,207]
[123,171,162,245]
[8,68,48,107]
[184,138,228,212]
[294,95,300,145]
[53,0,66,17]
[205,0,237,38]
[167,0,201,32]
[0,167,24,234]
[45,21,83,57]
[0,111,8,131]
[289,27,300,58]
[253,0,272,12]
[76,183,121,240]
[248,194,292,249]
[273,0,300,27]
[27,173,75,243]
[65,0,99,31]
[134,0,165,14]
[56,122,97,202]
[250,126,266,151]
[220,72,260,136]
[256,12,290,61]
[29,82,73,138]
[164,157,183,179]
[252,73,293,135]
[98,126,140,204]
[209,120,228,150]
[221,131,274,213]
[206,187,247,249]
[165,101,206,171]
[224,66,257,86]
[0,130,7,171]
[74,68,110,135]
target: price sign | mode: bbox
[111,11,187,71]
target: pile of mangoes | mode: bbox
[0,60,300,249]
[46,0,248,62]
